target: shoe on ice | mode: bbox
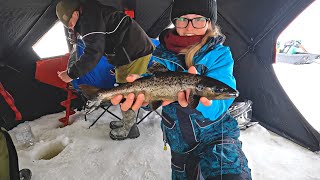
[109,120,124,129]
[109,123,140,140]
[19,169,32,180]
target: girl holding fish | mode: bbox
[111,0,251,179]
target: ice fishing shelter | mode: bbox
[1,0,319,152]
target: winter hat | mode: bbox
[171,0,217,23]
[56,0,80,27]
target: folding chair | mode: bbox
[136,108,154,125]
[84,101,156,128]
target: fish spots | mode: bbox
[196,84,204,91]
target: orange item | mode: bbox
[35,53,77,126]
[35,54,70,89]
[124,10,135,19]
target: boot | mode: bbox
[109,107,131,129]
[110,109,140,140]
[109,120,123,129]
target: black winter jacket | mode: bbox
[67,0,154,79]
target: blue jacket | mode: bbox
[71,38,159,90]
[152,35,251,178]
[71,39,116,90]
[152,36,236,121]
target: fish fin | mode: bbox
[149,100,162,111]
[78,84,101,100]
[85,99,103,114]
[146,62,168,74]
[188,95,200,109]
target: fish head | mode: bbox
[195,79,239,100]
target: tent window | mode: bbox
[274,0,320,132]
[276,1,320,56]
[32,22,69,59]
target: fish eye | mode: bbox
[212,87,227,93]
[210,87,216,91]
[216,87,225,92]
[220,87,230,93]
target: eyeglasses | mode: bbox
[173,17,210,29]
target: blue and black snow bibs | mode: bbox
[152,36,251,179]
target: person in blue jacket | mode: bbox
[55,0,154,140]
[111,0,252,179]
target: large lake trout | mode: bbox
[80,71,239,111]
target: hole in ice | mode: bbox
[36,141,67,160]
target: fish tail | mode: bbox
[78,84,101,100]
